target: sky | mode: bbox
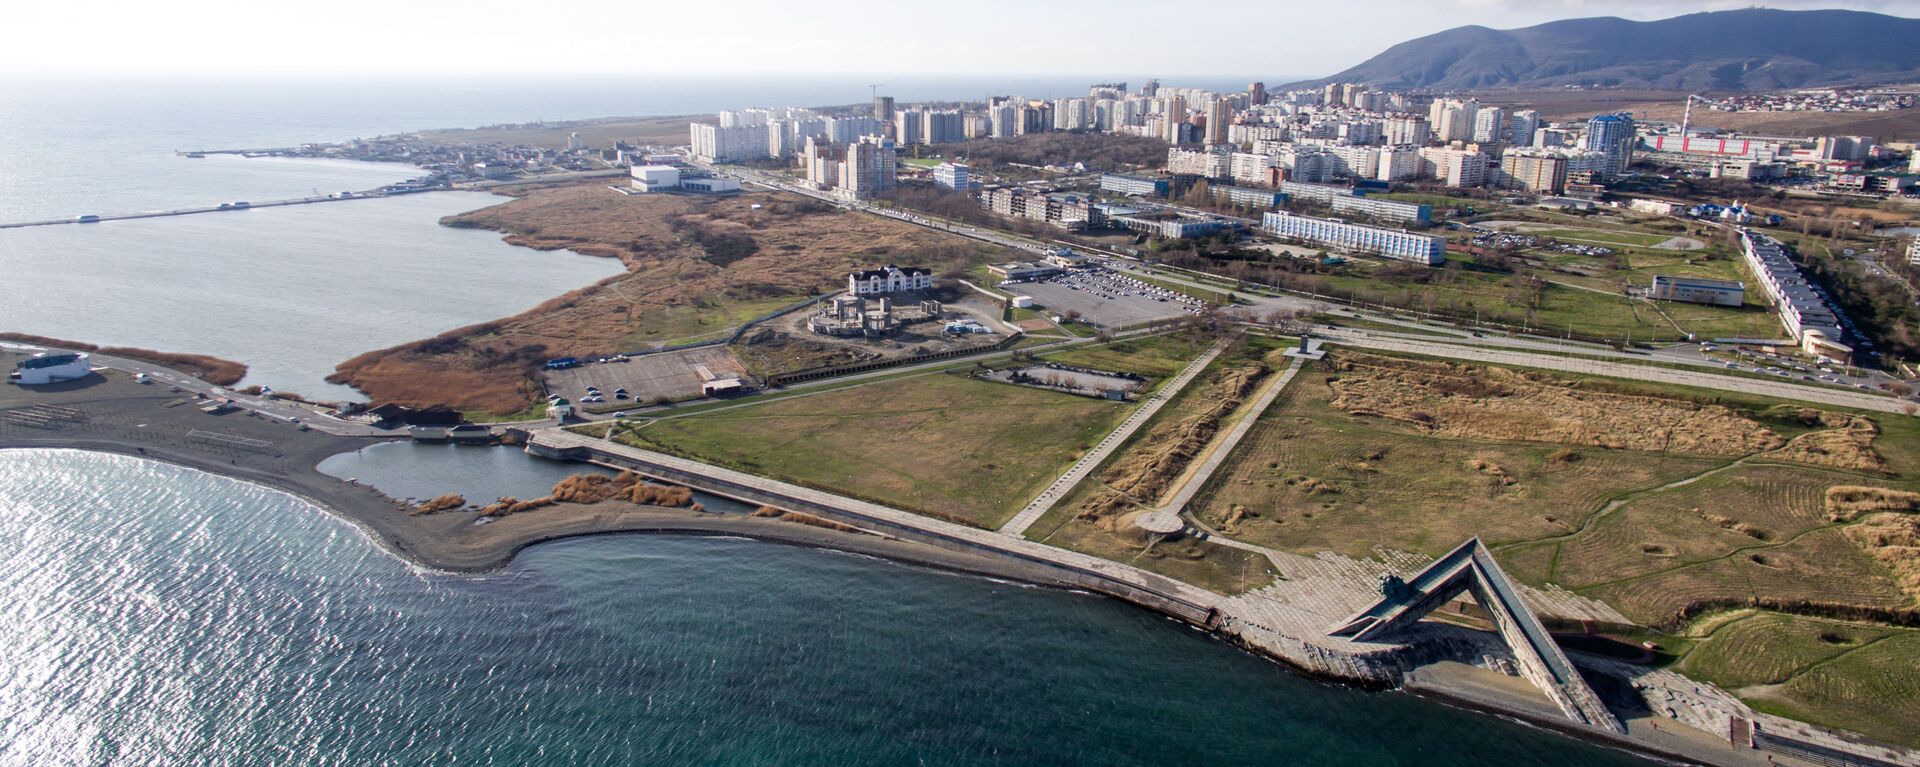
[7,0,1920,80]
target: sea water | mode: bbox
[0,449,1654,766]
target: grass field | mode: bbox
[1677,611,1920,747]
[1176,347,1920,745]
[1038,333,1208,379]
[1306,263,1780,340]
[1191,359,1726,561]
[617,372,1132,528]
[619,294,809,348]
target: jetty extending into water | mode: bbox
[0,187,425,230]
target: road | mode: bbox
[702,161,1916,414]
[1320,329,1913,414]
[1,341,389,437]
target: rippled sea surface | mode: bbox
[0,449,1653,766]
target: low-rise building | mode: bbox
[1648,275,1744,307]
[1740,230,1850,358]
[1111,209,1238,239]
[1210,184,1285,210]
[678,176,740,193]
[988,261,1063,282]
[1628,198,1679,217]
[1276,180,1354,205]
[1330,195,1431,227]
[847,264,932,296]
[629,165,680,192]
[11,352,91,385]
[1100,173,1170,197]
[932,162,970,191]
[1262,211,1445,265]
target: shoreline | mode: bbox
[0,368,1769,766]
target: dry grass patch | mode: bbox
[331,184,1006,412]
[550,471,697,508]
[1848,514,1920,599]
[1077,360,1268,526]
[1327,351,1783,456]
[1192,366,1721,560]
[1766,416,1888,473]
[1825,485,1920,522]
[411,493,466,515]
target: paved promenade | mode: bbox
[1157,356,1305,516]
[529,428,1231,626]
[996,340,1227,538]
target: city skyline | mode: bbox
[8,0,1918,77]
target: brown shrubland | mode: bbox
[1846,514,1920,598]
[1326,351,1784,456]
[411,493,466,515]
[1825,486,1920,522]
[329,185,997,412]
[549,472,695,507]
[1764,416,1888,473]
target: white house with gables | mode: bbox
[847,265,932,296]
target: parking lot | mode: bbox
[1008,269,1200,328]
[542,345,751,408]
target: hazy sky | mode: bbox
[8,0,1920,79]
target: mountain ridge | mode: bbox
[1288,8,1920,92]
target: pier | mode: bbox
[0,188,419,230]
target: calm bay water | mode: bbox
[315,440,753,513]
[0,192,623,401]
[0,449,1651,766]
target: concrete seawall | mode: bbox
[527,429,1423,684]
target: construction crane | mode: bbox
[868,83,886,99]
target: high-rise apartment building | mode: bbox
[923,110,965,144]
[1471,107,1507,144]
[989,105,1018,138]
[1506,110,1540,147]
[690,123,771,163]
[1248,82,1268,106]
[873,96,895,122]
[803,136,846,187]
[1501,150,1568,195]
[837,136,897,199]
[1205,97,1233,145]
[1433,99,1479,143]
[1582,113,1637,178]
[894,109,924,146]
[1384,116,1430,147]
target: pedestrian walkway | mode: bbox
[1154,355,1304,518]
[996,340,1227,538]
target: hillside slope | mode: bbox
[1294,9,1920,91]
